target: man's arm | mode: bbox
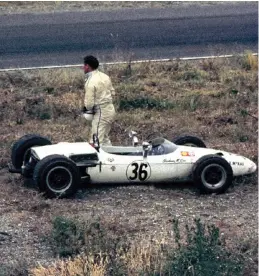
[84,82,95,110]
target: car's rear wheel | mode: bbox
[33,154,80,198]
[193,155,233,194]
[172,135,206,148]
[11,134,51,169]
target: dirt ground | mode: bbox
[0,164,258,274]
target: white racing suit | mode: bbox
[84,70,116,145]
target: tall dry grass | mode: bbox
[30,254,108,276]
[29,217,246,276]
[30,235,172,276]
[0,53,258,168]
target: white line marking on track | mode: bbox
[0,53,257,72]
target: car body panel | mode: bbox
[30,139,257,185]
[31,142,97,160]
[87,152,194,184]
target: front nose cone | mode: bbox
[248,160,257,174]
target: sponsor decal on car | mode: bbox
[181,151,195,157]
[163,158,186,163]
[230,161,244,166]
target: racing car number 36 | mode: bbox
[126,161,151,181]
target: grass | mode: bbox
[0,1,244,15]
[0,52,257,275]
[2,53,257,153]
[30,217,244,276]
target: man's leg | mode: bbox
[94,115,113,145]
[90,104,115,145]
[100,104,115,145]
[101,125,112,146]
[89,112,104,143]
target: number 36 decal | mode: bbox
[126,161,151,181]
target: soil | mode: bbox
[0,153,258,274]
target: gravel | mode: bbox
[0,166,257,274]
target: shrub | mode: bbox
[50,216,85,257]
[82,217,129,275]
[160,218,244,276]
[49,216,129,274]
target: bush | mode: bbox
[49,216,129,274]
[50,216,85,257]
[160,218,244,276]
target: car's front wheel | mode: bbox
[193,155,233,194]
[33,154,80,198]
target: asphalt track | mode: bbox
[0,2,258,69]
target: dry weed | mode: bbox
[1,54,258,168]
[30,253,108,276]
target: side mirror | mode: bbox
[142,141,151,159]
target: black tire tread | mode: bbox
[33,154,80,198]
[193,154,233,194]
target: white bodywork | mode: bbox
[32,142,97,159]
[31,140,257,184]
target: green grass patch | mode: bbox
[50,216,85,257]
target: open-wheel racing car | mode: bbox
[9,132,257,198]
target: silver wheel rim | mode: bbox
[201,164,227,190]
[46,166,73,193]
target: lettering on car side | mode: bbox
[230,161,244,166]
[163,158,186,163]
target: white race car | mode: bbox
[9,132,257,198]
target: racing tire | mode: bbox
[172,135,206,148]
[193,154,233,194]
[33,154,80,198]
[11,134,51,169]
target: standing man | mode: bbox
[83,55,116,145]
